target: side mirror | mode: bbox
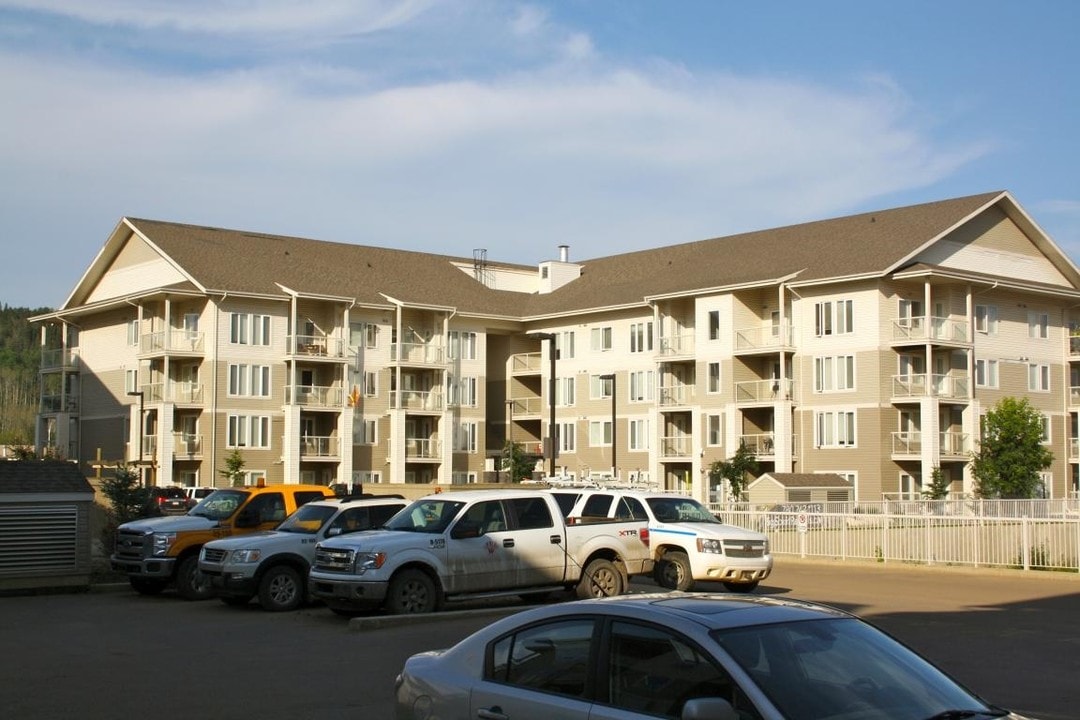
[325,527,342,537]
[681,698,737,720]
[451,520,482,539]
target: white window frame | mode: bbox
[1028,363,1050,392]
[456,422,478,453]
[814,355,855,392]
[556,331,575,360]
[974,305,999,335]
[707,362,721,394]
[591,374,614,400]
[1028,311,1050,340]
[127,319,139,346]
[706,414,723,446]
[591,326,613,352]
[227,415,270,449]
[628,370,654,402]
[589,420,613,447]
[974,359,999,388]
[708,311,720,341]
[354,418,377,445]
[448,330,478,360]
[1040,415,1051,444]
[629,418,649,451]
[629,322,654,353]
[815,299,854,336]
[125,369,138,394]
[557,422,576,453]
[556,377,576,407]
[815,410,856,448]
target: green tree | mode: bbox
[970,396,1053,499]
[500,441,535,483]
[220,449,247,487]
[923,466,951,500]
[99,464,154,525]
[708,442,759,502]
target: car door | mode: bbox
[504,496,567,586]
[445,499,516,593]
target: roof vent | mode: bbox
[558,245,569,262]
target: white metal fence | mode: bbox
[713,501,1080,573]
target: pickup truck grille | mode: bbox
[201,547,228,563]
[114,530,151,560]
[724,539,767,558]
[313,546,354,572]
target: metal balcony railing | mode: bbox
[892,374,969,399]
[391,342,445,364]
[733,324,795,352]
[286,385,344,407]
[405,438,441,459]
[734,378,795,403]
[173,433,203,456]
[892,431,922,455]
[40,348,80,370]
[892,316,969,344]
[657,385,694,407]
[300,436,339,457]
[658,333,695,357]
[140,330,206,354]
[391,389,445,411]
[288,334,345,358]
[659,435,693,458]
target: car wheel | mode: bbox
[259,566,304,612]
[722,580,759,593]
[176,555,214,601]
[129,577,167,595]
[576,558,625,599]
[386,569,439,614]
[655,551,694,591]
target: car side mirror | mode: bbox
[451,520,482,539]
[326,527,342,537]
[681,698,737,720]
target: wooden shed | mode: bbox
[746,472,854,507]
[0,461,95,592]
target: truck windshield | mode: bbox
[189,490,249,521]
[646,497,721,524]
[277,504,337,534]
[384,499,465,534]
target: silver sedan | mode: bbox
[395,593,1036,720]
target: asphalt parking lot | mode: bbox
[1,559,1077,719]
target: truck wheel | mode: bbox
[655,551,694,591]
[386,569,439,614]
[176,555,214,601]
[129,577,167,595]
[722,581,759,593]
[576,558,624,599]
[259,566,304,612]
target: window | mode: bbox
[127,319,139,346]
[125,369,138,394]
[1028,363,1050,392]
[975,305,999,334]
[708,310,720,340]
[815,410,856,448]
[447,376,478,406]
[557,422,576,453]
[707,415,723,446]
[350,321,378,349]
[488,619,595,698]
[556,377,575,407]
[354,419,376,445]
[363,371,377,397]
[456,422,477,453]
[252,314,271,346]
[507,496,553,530]
[230,312,271,345]
[1028,311,1050,339]
[228,364,271,397]
[556,331,575,359]
[448,330,478,360]
[589,420,613,446]
[707,362,721,394]
[591,326,612,352]
[814,355,855,392]
[227,415,270,448]
[629,321,653,353]
[241,470,267,487]
[816,299,853,336]
[974,359,999,388]
[591,374,614,400]
[1041,415,1051,443]
[629,370,654,402]
[629,418,649,451]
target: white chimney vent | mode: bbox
[558,245,569,262]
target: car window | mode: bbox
[368,502,404,528]
[550,492,580,517]
[385,499,465,533]
[294,490,328,506]
[190,489,248,520]
[581,494,614,520]
[647,498,720,524]
[614,497,647,521]
[459,501,508,534]
[607,621,758,719]
[278,504,337,534]
[488,619,596,699]
[246,493,287,524]
[507,497,553,530]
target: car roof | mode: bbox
[415,489,545,502]
[304,496,408,510]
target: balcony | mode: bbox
[300,435,339,458]
[659,435,693,459]
[40,394,79,413]
[1071,438,1079,461]
[508,396,544,416]
[734,378,794,404]
[40,348,80,371]
[891,374,969,400]
[289,334,345,359]
[144,382,204,404]
[391,342,445,365]
[286,385,345,408]
[510,352,542,374]
[891,316,970,345]
[891,431,922,457]
[939,432,970,458]
[658,333,695,358]
[391,389,445,411]
[733,325,795,354]
[173,433,203,458]
[737,433,796,458]
[405,438,441,459]
[1070,386,1080,407]
[140,330,206,355]
[658,384,695,408]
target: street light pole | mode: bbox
[505,399,515,482]
[599,373,616,480]
[127,389,146,487]
[528,332,558,479]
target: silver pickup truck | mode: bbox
[308,489,652,615]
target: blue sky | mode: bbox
[2,0,1078,309]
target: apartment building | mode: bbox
[33,191,1080,501]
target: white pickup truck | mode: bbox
[308,489,652,615]
[198,495,408,611]
[552,489,772,592]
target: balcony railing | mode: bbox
[173,433,202,456]
[734,378,795,403]
[891,316,970,344]
[511,352,542,373]
[892,431,922,455]
[659,435,693,458]
[733,324,795,352]
[939,431,969,457]
[736,433,796,457]
[1071,438,1079,460]
[144,382,204,404]
[508,396,544,415]
[140,330,206,354]
[391,389,445,411]
[40,348,80,371]
[1070,386,1080,407]
[289,334,345,359]
[891,374,969,399]
[40,394,79,413]
[391,342,445,365]
[405,438,441,459]
[658,333,695,357]
[1070,332,1080,358]
[300,435,339,458]
[657,384,695,407]
[286,385,344,407]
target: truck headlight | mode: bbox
[229,549,262,564]
[354,552,386,575]
[152,532,177,557]
[696,538,724,554]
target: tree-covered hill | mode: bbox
[0,304,52,444]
